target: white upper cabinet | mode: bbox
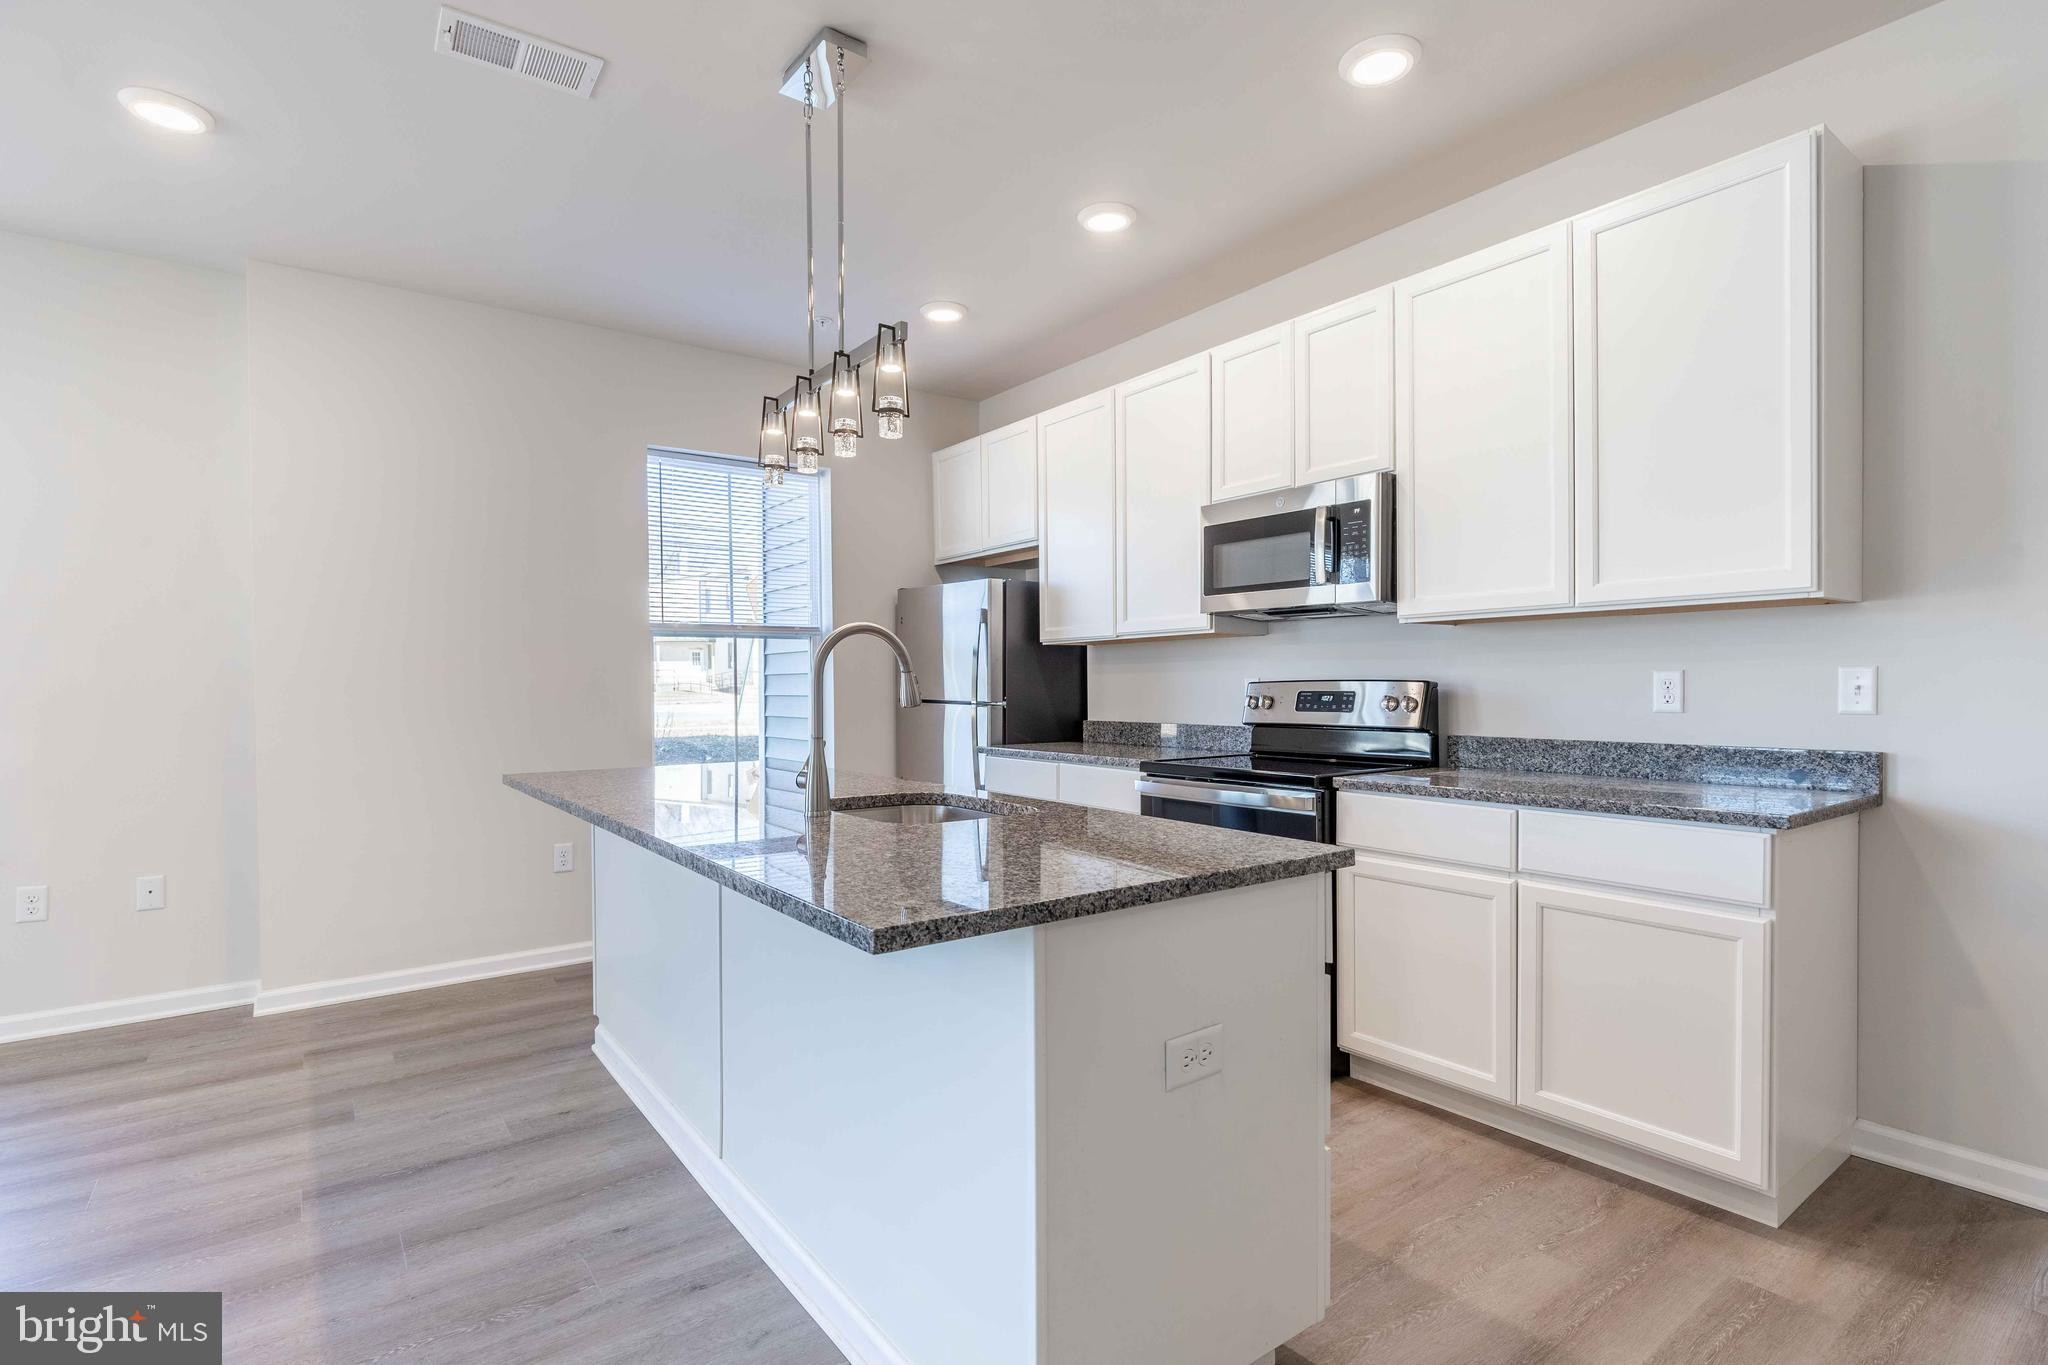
[932,436,986,563]
[1294,287,1394,486]
[981,416,1039,552]
[1574,131,1823,606]
[1396,224,1574,620]
[1115,355,1214,637]
[1036,390,1118,642]
[1208,324,1295,502]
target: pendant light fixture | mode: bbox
[754,28,908,475]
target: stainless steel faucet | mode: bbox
[797,622,923,816]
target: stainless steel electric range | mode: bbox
[1137,679,1440,1073]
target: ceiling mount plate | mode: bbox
[778,27,868,106]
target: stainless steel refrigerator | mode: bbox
[894,581,1085,793]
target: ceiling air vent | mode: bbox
[433,7,604,97]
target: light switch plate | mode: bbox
[1651,670,1685,713]
[1838,666,1877,715]
[136,875,166,911]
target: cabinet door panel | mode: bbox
[932,436,985,562]
[1055,762,1141,813]
[982,755,1060,802]
[1036,392,1118,642]
[1115,356,1212,637]
[1396,225,1573,618]
[1337,858,1515,1101]
[1210,324,1295,501]
[981,417,1039,551]
[1574,133,1817,604]
[1294,288,1394,485]
[1517,880,1769,1186]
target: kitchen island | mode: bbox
[505,766,1352,1365]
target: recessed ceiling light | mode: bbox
[117,87,215,134]
[1077,202,1137,234]
[1338,35,1421,87]
[920,301,968,323]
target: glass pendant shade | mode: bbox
[827,350,862,457]
[789,374,824,459]
[758,395,790,480]
[871,323,908,440]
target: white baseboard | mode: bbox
[591,1026,914,1365]
[0,979,261,1046]
[252,941,591,1017]
[1852,1118,2048,1214]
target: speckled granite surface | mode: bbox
[985,720,1252,768]
[1337,737,1883,830]
[505,766,1350,954]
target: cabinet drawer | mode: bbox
[1517,810,1770,907]
[982,755,1059,802]
[1336,792,1514,870]
[1056,763,1141,813]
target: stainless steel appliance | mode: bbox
[1138,678,1439,1072]
[1200,472,1395,619]
[895,581,1085,793]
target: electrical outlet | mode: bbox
[1838,666,1878,715]
[552,843,575,874]
[1165,1023,1224,1092]
[136,874,166,911]
[1651,670,1685,713]
[15,886,49,924]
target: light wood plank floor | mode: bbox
[4,967,2045,1363]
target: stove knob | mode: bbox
[1258,694,1276,710]
[1244,694,1259,710]
[1379,695,1401,713]
[1402,695,1421,713]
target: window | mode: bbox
[647,450,825,839]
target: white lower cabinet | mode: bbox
[982,756,1139,813]
[1515,879,1770,1187]
[1337,857,1515,1102]
[1336,794,1857,1226]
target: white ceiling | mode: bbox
[0,0,1932,398]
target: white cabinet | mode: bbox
[981,417,1039,552]
[1395,224,1574,620]
[932,436,986,562]
[983,756,1140,814]
[1036,390,1119,643]
[935,422,1039,563]
[1294,288,1394,486]
[1573,132,1835,606]
[1516,879,1770,1187]
[1208,324,1295,501]
[1115,355,1214,637]
[1337,857,1516,1102]
[1055,763,1141,814]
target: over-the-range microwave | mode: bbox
[1200,472,1394,619]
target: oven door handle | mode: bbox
[1136,778,1321,813]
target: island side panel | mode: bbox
[1037,876,1328,1365]
[591,827,722,1151]
[720,886,1041,1365]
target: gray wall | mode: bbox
[978,0,2048,1171]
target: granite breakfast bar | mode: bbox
[506,765,1352,1365]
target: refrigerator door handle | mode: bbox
[971,609,989,793]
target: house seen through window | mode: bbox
[646,449,824,840]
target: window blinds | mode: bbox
[646,451,821,633]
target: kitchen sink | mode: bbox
[839,802,993,825]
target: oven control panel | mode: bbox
[1239,678,1435,730]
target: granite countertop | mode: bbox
[1334,737,1883,831]
[504,766,1351,954]
[982,720,1254,769]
